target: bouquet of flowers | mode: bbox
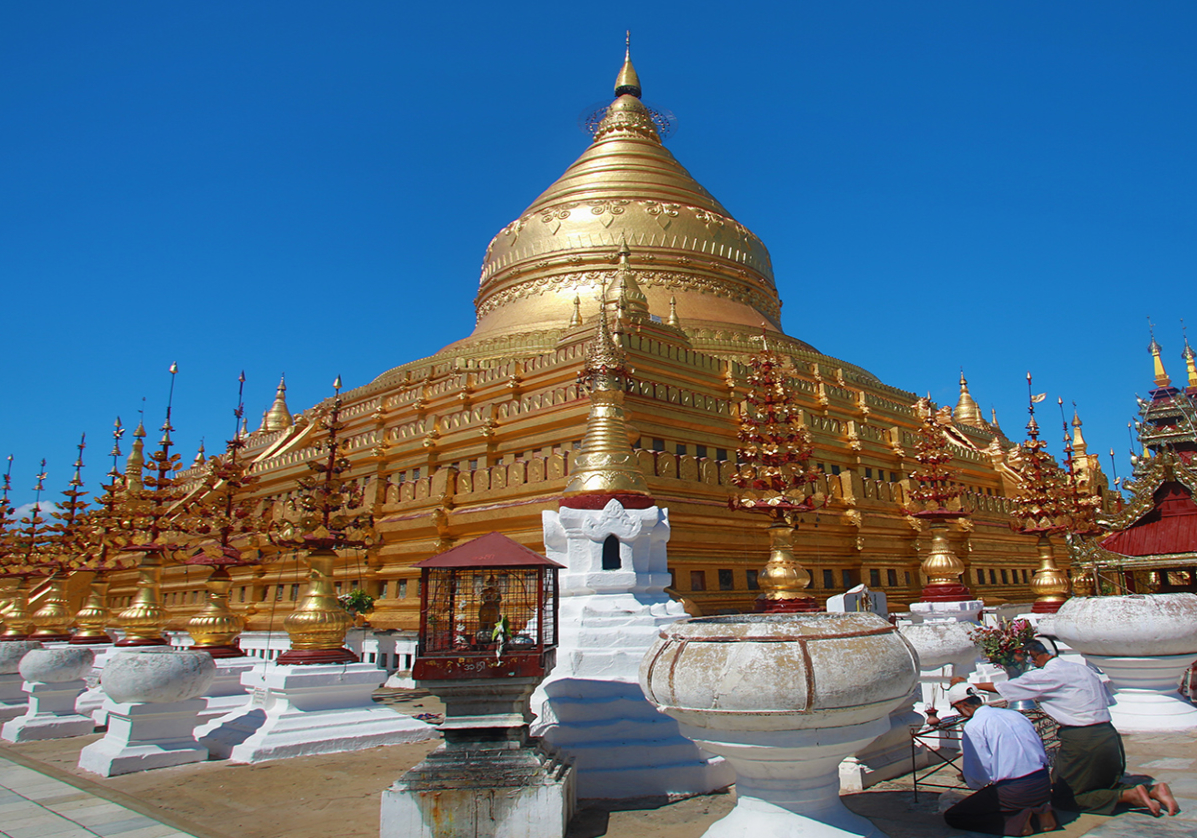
[969,618,1037,675]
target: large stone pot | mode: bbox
[101,649,216,704]
[1051,594,1197,732]
[640,613,918,838]
[0,640,43,675]
[20,647,94,684]
[899,621,978,714]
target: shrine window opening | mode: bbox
[335,582,343,593]
[290,584,300,601]
[239,587,246,603]
[976,569,985,585]
[887,569,898,587]
[696,445,708,459]
[823,570,834,589]
[651,438,665,452]
[842,569,853,588]
[869,569,881,587]
[676,444,687,456]
[690,570,707,591]
[275,586,284,601]
[747,569,759,590]
[1001,569,1008,584]
[602,536,621,570]
[412,468,421,480]
[905,571,912,586]
[989,569,997,585]
[831,465,842,475]
[817,462,826,473]
[716,448,728,461]
[379,581,388,599]
[865,468,873,479]
[1021,569,1029,583]
[468,459,478,470]
[718,569,734,591]
[632,438,642,448]
[398,579,408,599]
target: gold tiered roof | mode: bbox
[442,44,812,361]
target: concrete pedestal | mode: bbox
[381,740,574,838]
[2,679,94,742]
[1085,653,1197,732]
[197,662,434,763]
[0,673,29,722]
[78,698,209,776]
[839,703,927,791]
[75,644,116,725]
[908,599,983,623]
[688,720,888,838]
[195,657,259,725]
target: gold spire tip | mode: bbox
[614,32,642,99]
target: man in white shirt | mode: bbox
[961,637,1179,818]
[940,682,1056,835]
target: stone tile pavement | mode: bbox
[0,756,199,838]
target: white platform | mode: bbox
[535,500,732,799]
[197,661,435,763]
[2,678,94,742]
[74,644,117,726]
[78,698,208,777]
[908,599,984,623]
[195,657,259,725]
[839,704,927,791]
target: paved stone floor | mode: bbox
[0,756,199,838]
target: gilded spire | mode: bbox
[1071,408,1088,455]
[614,31,641,99]
[563,305,649,499]
[261,374,293,432]
[609,236,649,324]
[125,418,146,492]
[1183,330,1197,389]
[667,295,680,328]
[1149,321,1171,387]
[569,295,582,328]
[953,370,986,429]
[193,439,206,467]
[990,407,1002,432]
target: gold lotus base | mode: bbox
[280,548,356,664]
[0,578,35,640]
[115,550,169,646]
[1030,534,1070,614]
[30,574,73,641]
[71,574,112,644]
[188,567,246,657]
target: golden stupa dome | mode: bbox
[440,45,816,361]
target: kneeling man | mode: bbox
[941,682,1057,836]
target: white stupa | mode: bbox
[529,303,731,800]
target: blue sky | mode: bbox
[2,3,1194,505]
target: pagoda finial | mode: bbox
[1071,405,1088,455]
[614,30,642,99]
[667,295,680,328]
[261,374,293,432]
[569,295,582,328]
[1182,320,1197,389]
[609,235,649,323]
[563,303,649,501]
[125,408,147,492]
[193,439,206,467]
[954,369,986,429]
[1148,318,1171,387]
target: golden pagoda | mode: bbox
[106,45,1078,626]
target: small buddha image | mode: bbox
[476,576,502,644]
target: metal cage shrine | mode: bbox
[412,532,562,681]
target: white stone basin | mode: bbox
[101,650,216,704]
[1051,594,1197,656]
[0,641,43,675]
[640,613,918,838]
[899,622,977,670]
[641,613,919,731]
[19,648,94,684]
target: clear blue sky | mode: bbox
[3,2,1193,505]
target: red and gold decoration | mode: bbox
[730,336,822,612]
[181,373,269,657]
[31,436,93,640]
[273,376,374,665]
[70,418,133,644]
[0,456,22,635]
[0,461,53,640]
[1010,374,1072,613]
[906,398,974,602]
[111,364,196,645]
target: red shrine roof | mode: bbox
[413,531,565,569]
[1100,482,1197,558]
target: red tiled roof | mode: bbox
[1101,482,1197,557]
[413,531,565,569]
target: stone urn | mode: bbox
[0,640,43,675]
[640,613,918,838]
[1051,594,1197,732]
[0,640,44,721]
[899,621,979,714]
[19,647,94,683]
[101,648,216,704]
[2,646,96,742]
